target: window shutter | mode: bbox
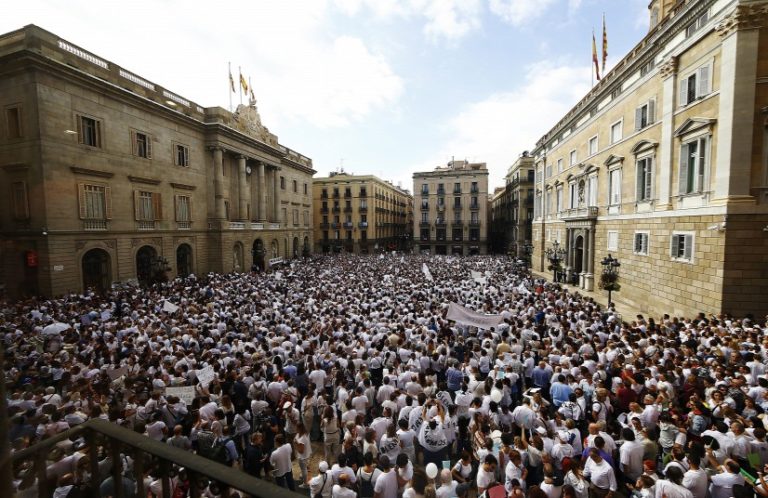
[670,235,678,257]
[95,120,102,148]
[146,134,153,159]
[183,146,189,166]
[684,235,693,260]
[678,144,689,194]
[130,130,137,156]
[679,78,689,107]
[645,160,653,199]
[697,64,710,97]
[153,193,162,220]
[104,187,113,219]
[648,99,656,124]
[636,163,644,201]
[133,190,141,220]
[174,195,180,222]
[75,115,83,145]
[635,106,643,131]
[78,183,87,219]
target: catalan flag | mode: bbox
[592,30,601,81]
[602,13,608,73]
[240,70,248,93]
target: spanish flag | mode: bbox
[602,13,608,73]
[592,30,601,81]
[240,71,248,93]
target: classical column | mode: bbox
[713,7,761,202]
[212,147,225,220]
[587,229,595,275]
[257,161,267,222]
[581,228,590,275]
[237,155,248,221]
[272,166,281,223]
[656,57,677,210]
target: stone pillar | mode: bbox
[212,147,225,220]
[273,166,281,223]
[257,162,267,222]
[237,155,248,221]
[713,8,760,203]
[584,228,595,291]
[657,57,677,210]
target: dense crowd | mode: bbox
[3,254,768,498]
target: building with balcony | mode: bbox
[529,0,768,317]
[313,172,412,254]
[413,160,489,255]
[489,153,535,255]
[0,25,315,298]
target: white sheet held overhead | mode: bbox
[446,302,504,329]
[422,263,433,281]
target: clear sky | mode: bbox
[3,0,652,191]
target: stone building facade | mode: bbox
[530,0,768,317]
[312,172,413,254]
[413,160,489,255]
[489,153,535,256]
[0,25,315,299]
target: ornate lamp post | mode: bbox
[544,241,566,282]
[599,254,621,306]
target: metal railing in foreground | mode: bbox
[8,418,305,498]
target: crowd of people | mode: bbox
[3,254,768,498]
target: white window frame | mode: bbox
[557,158,564,173]
[679,61,712,107]
[670,231,695,263]
[678,134,711,196]
[607,230,619,251]
[587,175,598,207]
[633,231,649,256]
[568,182,577,209]
[173,143,190,167]
[555,186,563,214]
[174,194,191,222]
[635,99,656,130]
[588,135,599,156]
[608,167,622,206]
[610,120,623,144]
[569,150,577,166]
[635,154,654,202]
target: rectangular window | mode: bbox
[556,187,563,213]
[679,136,709,195]
[79,183,112,220]
[420,228,430,240]
[588,136,598,155]
[610,121,623,144]
[293,209,299,225]
[671,233,694,262]
[11,181,29,220]
[421,199,429,209]
[546,164,552,178]
[453,182,461,194]
[304,183,308,195]
[452,228,462,241]
[77,115,102,148]
[174,143,189,167]
[471,181,478,193]
[175,195,191,222]
[6,106,22,139]
[635,100,656,130]
[360,230,367,241]
[280,176,286,189]
[281,207,287,223]
[636,157,653,201]
[686,10,709,37]
[293,180,298,193]
[134,190,160,221]
[323,230,329,240]
[588,176,598,207]
[568,183,577,209]
[569,150,577,166]
[470,196,478,208]
[470,229,479,241]
[334,230,340,240]
[454,197,461,208]
[557,158,564,173]
[471,212,479,223]
[421,212,429,223]
[131,130,152,159]
[607,231,619,251]
[679,63,711,106]
[634,232,649,255]
[609,169,622,205]
[421,184,429,195]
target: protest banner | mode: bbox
[195,366,215,388]
[165,386,196,405]
[446,302,504,329]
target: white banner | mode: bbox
[446,302,504,329]
[422,263,433,281]
[195,366,216,388]
[162,300,179,313]
[517,283,531,295]
[165,386,197,406]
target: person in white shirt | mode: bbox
[373,455,399,498]
[619,429,645,483]
[682,454,708,498]
[310,461,334,498]
[294,423,312,487]
[583,449,616,497]
[707,457,745,498]
[654,466,693,498]
[437,469,459,498]
[270,434,296,491]
[333,474,358,498]
[476,454,498,494]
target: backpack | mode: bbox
[358,470,375,498]
[198,432,232,465]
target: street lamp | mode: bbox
[599,253,621,306]
[544,241,566,282]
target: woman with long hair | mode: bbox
[321,405,341,462]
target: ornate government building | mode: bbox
[0,25,315,298]
[530,0,768,317]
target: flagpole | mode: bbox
[228,62,233,113]
[591,30,594,88]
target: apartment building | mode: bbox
[489,153,535,256]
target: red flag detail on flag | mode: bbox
[592,31,601,81]
[602,13,608,73]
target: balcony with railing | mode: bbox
[331,206,341,213]
[343,206,352,213]
[358,222,368,228]
[420,221,430,227]
[83,219,108,231]
[136,220,155,230]
[176,221,191,230]
[358,206,368,213]
[469,220,481,226]
[332,191,340,198]
[470,203,480,210]
[344,191,352,198]
[320,207,329,214]
[8,417,303,498]
[435,219,447,227]
[560,206,598,221]
[453,202,462,209]
[452,219,463,226]
[229,221,245,230]
[331,222,340,229]
[343,222,354,229]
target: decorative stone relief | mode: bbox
[659,57,678,79]
[231,102,279,147]
[716,4,768,38]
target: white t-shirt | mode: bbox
[295,433,311,459]
[476,466,496,490]
[373,470,399,498]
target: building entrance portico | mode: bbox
[565,224,595,291]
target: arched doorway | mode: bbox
[136,245,157,286]
[233,242,244,272]
[252,239,265,271]
[303,236,310,257]
[574,236,584,275]
[293,237,299,259]
[176,244,193,277]
[82,248,111,293]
